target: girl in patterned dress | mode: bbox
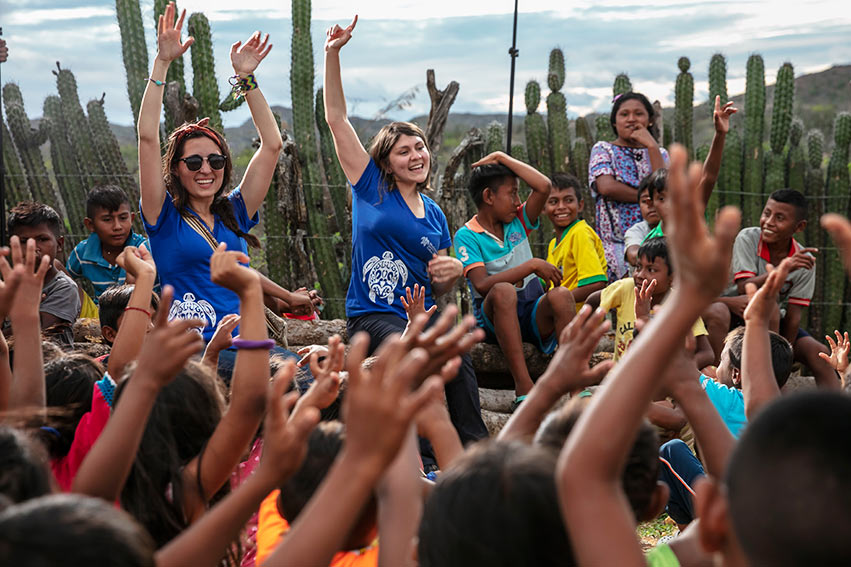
[589,92,668,280]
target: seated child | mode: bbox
[623,173,661,269]
[98,285,160,347]
[8,202,81,346]
[586,237,714,368]
[66,185,149,305]
[718,189,835,388]
[544,173,608,308]
[454,151,575,406]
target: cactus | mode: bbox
[571,137,595,229]
[2,83,54,207]
[2,118,32,207]
[523,80,549,173]
[612,73,632,98]
[546,48,570,174]
[674,56,694,158]
[574,116,593,148]
[290,0,345,319]
[153,0,188,131]
[708,53,728,105]
[786,119,805,192]
[742,54,766,226]
[595,114,613,142]
[805,132,826,333]
[769,62,795,155]
[718,126,742,210]
[41,95,83,232]
[187,13,223,132]
[485,121,505,154]
[54,64,107,190]
[314,87,350,255]
[115,0,149,129]
[764,150,785,193]
[823,113,851,336]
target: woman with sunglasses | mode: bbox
[138,2,284,343]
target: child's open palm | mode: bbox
[0,250,23,322]
[401,284,437,320]
[545,305,613,393]
[4,236,49,322]
[230,31,272,76]
[633,279,657,323]
[294,335,345,416]
[819,330,850,375]
[156,2,193,63]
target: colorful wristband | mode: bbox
[146,77,165,86]
[124,306,152,317]
[231,338,276,350]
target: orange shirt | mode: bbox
[255,490,379,567]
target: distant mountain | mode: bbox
[106,65,851,159]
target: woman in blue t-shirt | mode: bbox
[324,16,487,446]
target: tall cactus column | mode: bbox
[546,48,570,175]
[3,84,54,207]
[612,73,632,98]
[315,87,350,271]
[523,80,548,174]
[825,113,851,332]
[291,0,345,319]
[187,13,223,132]
[708,53,728,105]
[2,119,32,207]
[115,0,149,128]
[42,95,83,229]
[765,62,794,193]
[742,54,766,226]
[805,129,825,334]
[674,57,694,159]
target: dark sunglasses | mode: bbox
[178,153,227,171]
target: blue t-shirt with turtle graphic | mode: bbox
[346,159,452,320]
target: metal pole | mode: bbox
[505,0,519,154]
[0,27,6,247]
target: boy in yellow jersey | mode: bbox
[544,173,608,308]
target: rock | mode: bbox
[782,372,817,393]
[286,319,348,346]
[73,342,111,359]
[481,408,510,437]
[479,388,515,413]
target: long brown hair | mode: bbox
[163,121,261,248]
[368,121,433,195]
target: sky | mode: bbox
[2,0,850,128]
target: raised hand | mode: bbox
[545,305,613,392]
[256,361,320,486]
[230,31,272,76]
[209,243,259,294]
[137,286,205,384]
[116,245,156,280]
[633,278,657,323]
[471,151,507,168]
[156,2,194,63]
[343,332,445,472]
[743,258,794,325]
[822,214,851,279]
[0,248,24,322]
[294,335,345,415]
[6,236,50,323]
[401,304,483,379]
[532,258,563,289]
[401,283,437,320]
[324,15,358,52]
[665,145,741,300]
[713,95,738,134]
[819,330,850,375]
[297,344,329,368]
[207,314,240,352]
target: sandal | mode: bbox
[510,395,528,413]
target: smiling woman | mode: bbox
[323,15,488,456]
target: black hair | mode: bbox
[0,494,156,567]
[723,327,794,388]
[116,361,227,549]
[468,163,516,208]
[8,201,63,238]
[610,92,657,138]
[727,391,851,566]
[637,237,670,272]
[86,185,131,218]
[535,405,660,520]
[99,285,160,340]
[767,189,808,222]
[0,426,52,504]
[639,168,667,200]
[551,172,583,201]
[278,421,345,522]
[38,354,104,459]
[418,441,574,567]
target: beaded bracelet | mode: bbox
[231,338,275,350]
[228,73,258,100]
[124,306,152,318]
[146,78,165,86]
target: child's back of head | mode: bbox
[418,440,574,567]
[535,402,662,521]
[722,326,793,388]
[0,493,155,567]
[99,284,160,345]
[0,426,52,504]
[468,163,516,208]
[726,391,851,565]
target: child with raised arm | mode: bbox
[543,173,608,307]
[454,151,575,408]
[556,144,742,566]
